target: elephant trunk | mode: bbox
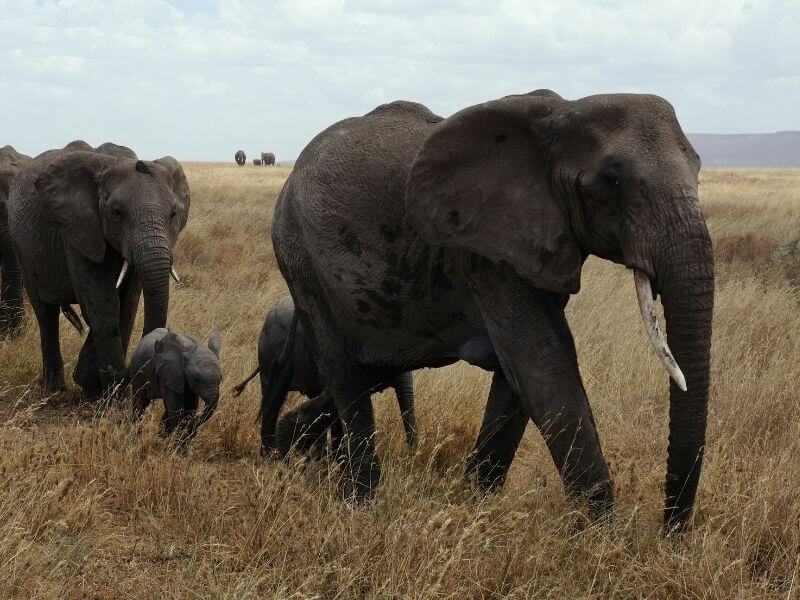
[655,231,714,532]
[136,241,172,336]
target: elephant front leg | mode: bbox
[69,257,126,397]
[465,370,528,491]
[469,264,613,517]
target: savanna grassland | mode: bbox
[1,164,799,599]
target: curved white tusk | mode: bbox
[634,269,687,392]
[170,267,181,284]
[115,261,129,289]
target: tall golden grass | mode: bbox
[1,164,799,598]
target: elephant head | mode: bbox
[406,90,713,530]
[34,152,190,335]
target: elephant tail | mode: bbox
[258,312,298,455]
[61,305,84,334]
[232,366,260,396]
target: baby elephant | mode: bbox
[233,295,417,456]
[129,328,222,450]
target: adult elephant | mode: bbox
[267,91,714,532]
[261,152,275,166]
[8,141,190,396]
[0,145,32,336]
[235,150,246,166]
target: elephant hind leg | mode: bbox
[465,371,528,491]
[31,299,65,391]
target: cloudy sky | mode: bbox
[1,0,798,161]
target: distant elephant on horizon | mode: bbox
[261,152,275,166]
[253,158,262,166]
[0,144,32,337]
[8,139,190,397]
[232,295,417,457]
[235,150,246,166]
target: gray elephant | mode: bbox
[235,150,246,166]
[261,152,275,166]
[0,145,31,337]
[266,91,714,532]
[129,328,222,451]
[253,158,262,166]
[232,295,417,456]
[8,140,190,396]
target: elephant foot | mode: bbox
[338,454,381,504]
[464,453,511,494]
[40,369,66,393]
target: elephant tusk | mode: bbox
[115,260,129,289]
[633,269,687,392]
[170,267,181,284]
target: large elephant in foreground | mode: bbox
[8,141,190,396]
[261,152,275,166]
[267,91,714,532]
[0,145,32,336]
[235,150,246,166]
[233,295,417,455]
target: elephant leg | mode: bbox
[392,372,417,448]
[131,385,151,421]
[329,376,380,501]
[469,263,612,515]
[30,299,65,391]
[465,371,528,491]
[329,413,345,460]
[177,390,199,452]
[73,330,101,397]
[275,390,338,459]
[68,256,125,397]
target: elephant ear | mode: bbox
[207,329,222,358]
[405,91,583,294]
[34,151,110,264]
[185,346,223,399]
[154,331,194,394]
[154,156,190,231]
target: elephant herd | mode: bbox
[235,150,275,166]
[1,89,717,533]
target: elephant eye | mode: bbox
[599,167,621,189]
[110,205,124,217]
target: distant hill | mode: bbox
[688,132,800,167]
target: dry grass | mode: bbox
[1,165,799,598]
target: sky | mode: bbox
[1,0,798,161]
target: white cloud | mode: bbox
[0,0,797,160]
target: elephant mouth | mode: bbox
[633,268,687,392]
[115,259,180,289]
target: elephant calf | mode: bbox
[129,328,222,451]
[253,158,262,166]
[233,295,417,457]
